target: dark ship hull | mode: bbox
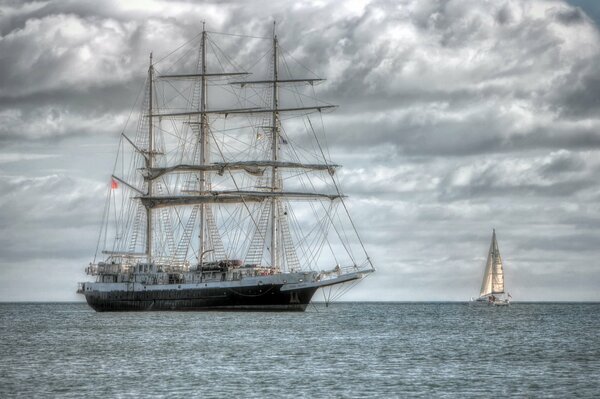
[84,284,318,312]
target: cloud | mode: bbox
[0,152,57,164]
[1,0,599,301]
[438,150,595,200]
[0,14,143,97]
[0,174,105,227]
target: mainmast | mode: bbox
[199,23,209,265]
[146,53,154,262]
[270,22,279,270]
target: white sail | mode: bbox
[479,229,504,297]
[491,232,504,294]
[479,243,493,297]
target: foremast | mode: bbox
[146,53,154,262]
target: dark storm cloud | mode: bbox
[0,83,143,113]
[307,1,600,155]
[325,109,600,157]
[439,150,596,200]
[1,0,599,301]
[338,148,596,204]
[550,58,600,118]
[3,0,597,148]
[554,6,586,25]
[540,149,585,174]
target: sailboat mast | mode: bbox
[199,24,208,265]
[491,229,495,289]
[270,23,279,270]
[146,53,154,261]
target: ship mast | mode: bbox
[141,27,342,270]
[271,22,279,270]
[146,53,154,262]
[199,23,208,265]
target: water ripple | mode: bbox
[1,302,599,398]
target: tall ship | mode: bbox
[77,23,374,311]
[471,229,511,306]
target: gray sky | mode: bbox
[1,0,599,301]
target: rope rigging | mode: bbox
[94,29,373,299]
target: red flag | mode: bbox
[111,178,118,189]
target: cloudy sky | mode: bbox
[1,0,599,301]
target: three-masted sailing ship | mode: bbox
[77,24,374,311]
[472,229,510,306]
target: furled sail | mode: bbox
[80,23,377,313]
[93,26,374,280]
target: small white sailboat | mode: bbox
[471,229,511,306]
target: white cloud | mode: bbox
[0,0,599,301]
[0,152,57,164]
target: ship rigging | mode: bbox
[78,23,374,311]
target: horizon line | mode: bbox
[1,300,599,304]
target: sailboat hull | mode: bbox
[470,299,510,306]
[470,294,510,306]
[83,284,318,312]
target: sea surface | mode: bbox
[0,302,598,398]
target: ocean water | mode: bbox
[0,302,598,398]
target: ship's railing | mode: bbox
[86,262,193,276]
[86,263,133,276]
[158,264,190,273]
[317,264,363,281]
[237,265,280,277]
[154,257,191,271]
